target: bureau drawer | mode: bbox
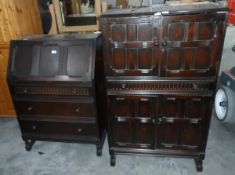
[19,120,97,138]
[15,100,95,118]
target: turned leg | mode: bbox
[24,139,35,151]
[194,158,203,172]
[110,153,116,166]
[96,144,102,156]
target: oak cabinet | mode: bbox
[101,5,228,171]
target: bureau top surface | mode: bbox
[101,2,228,17]
[18,33,101,42]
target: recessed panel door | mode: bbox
[109,96,156,148]
[158,95,210,150]
[160,14,225,77]
[106,16,160,76]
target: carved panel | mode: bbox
[138,24,153,41]
[195,22,215,41]
[168,23,188,41]
[193,47,211,70]
[111,24,126,42]
[112,48,126,69]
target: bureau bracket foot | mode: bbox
[24,139,35,151]
[96,130,106,156]
[194,158,203,172]
[96,145,102,156]
[110,153,116,166]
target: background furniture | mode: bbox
[101,3,228,171]
[53,0,102,33]
[7,34,106,154]
[0,0,42,117]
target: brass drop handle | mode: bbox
[32,125,37,131]
[78,128,82,132]
[75,108,79,113]
[162,41,167,47]
[23,88,28,93]
[28,106,32,111]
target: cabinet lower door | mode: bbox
[157,95,212,150]
[112,117,155,149]
[109,96,156,149]
[158,120,203,150]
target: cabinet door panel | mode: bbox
[133,119,154,148]
[180,122,202,147]
[111,97,135,117]
[112,48,126,69]
[159,123,179,148]
[112,117,131,145]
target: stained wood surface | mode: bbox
[0,45,15,116]
[0,0,43,117]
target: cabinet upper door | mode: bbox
[104,16,160,76]
[160,13,227,77]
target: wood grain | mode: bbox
[0,0,43,117]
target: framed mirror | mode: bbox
[53,0,101,32]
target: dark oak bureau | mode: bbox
[7,34,106,156]
[100,3,228,171]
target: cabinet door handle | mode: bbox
[162,41,167,47]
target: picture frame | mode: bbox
[53,0,101,33]
[116,0,128,8]
[128,0,143,7]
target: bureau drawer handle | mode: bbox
[140,98,149,102]
[75,108,80,113]
[116,97,125,101]
[28,106,33,111]
[78,128,82,133]
[23,88,28,93]
[32,125,37,131]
